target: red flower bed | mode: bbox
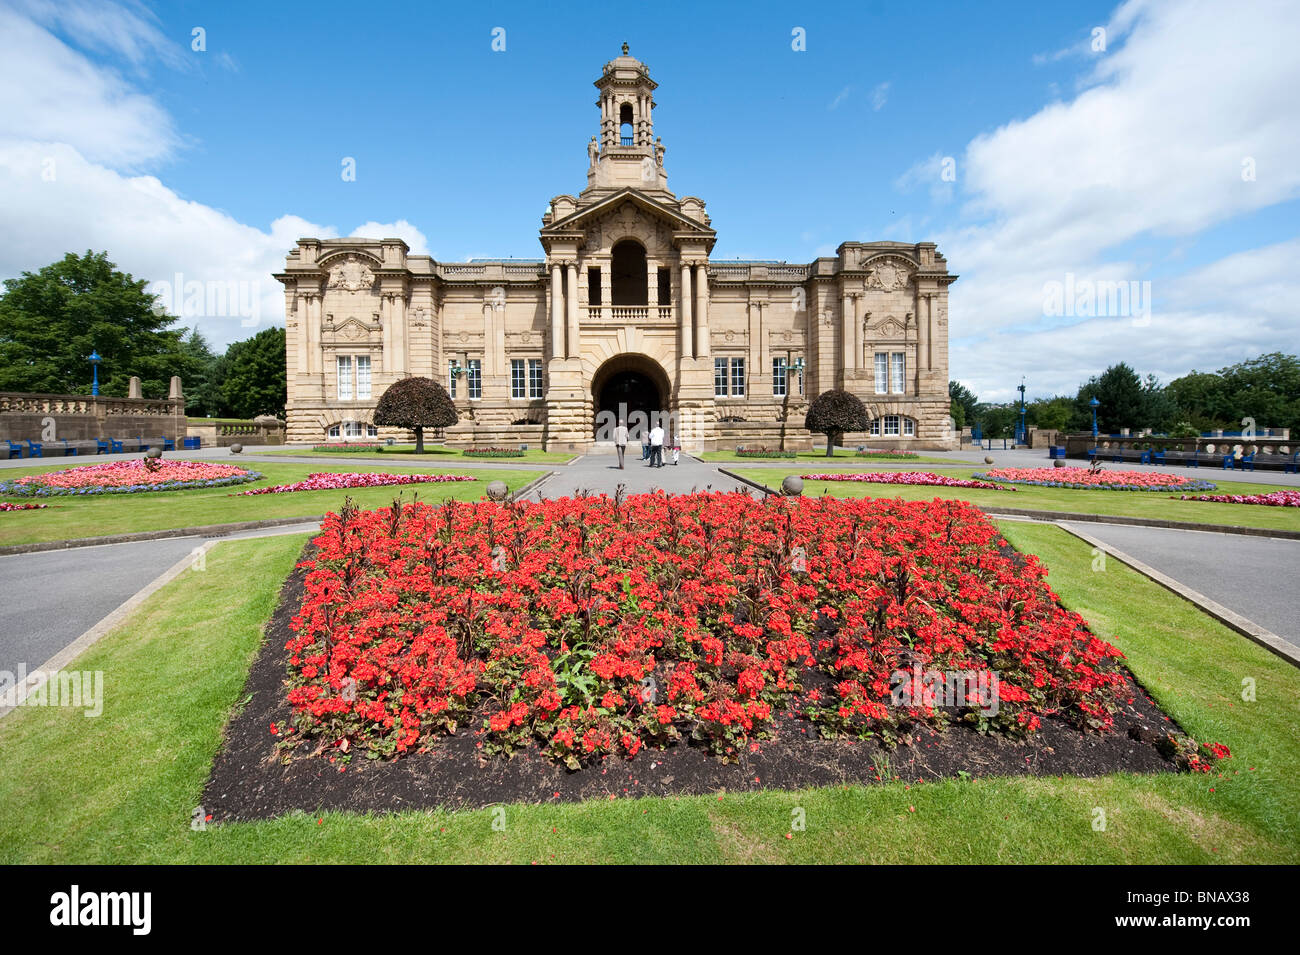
[238,472,476,495]
[802,471,1014,491]
[0,502,49,511]
[282,492,1144,766]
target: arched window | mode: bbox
[619,103,634,145]
[868,416,916,438]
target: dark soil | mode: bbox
[202,544,1187,822]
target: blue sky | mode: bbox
[2,0,1298,403]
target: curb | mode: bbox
[718,467,775,495]
[1055,523,1300,669]
[976,505,1300,541]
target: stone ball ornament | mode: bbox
[144,446,162,460]
[984,456,995,465]
[780,475,804,496]
[230,443,243,454]
[486,480,509,501]
[1053,458,1065,468]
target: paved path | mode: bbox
[525,448,747,500]
[1060,521,1300,651]
[0,522,321,682]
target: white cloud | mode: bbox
[870,82,890,111]
[941,0,1300,400]
[827,85,852,110]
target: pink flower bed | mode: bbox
[801,471,1014,491]
[238,472,477,495]
[1,460,258,497]
[1178,489,1300,507]
[975,467,1214,492]
[0,502,49,511]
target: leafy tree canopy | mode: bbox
[804,390,870,456]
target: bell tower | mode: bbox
[584,43,670,199]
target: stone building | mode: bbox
[276,46,957,450]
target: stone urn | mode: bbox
[486,480,509,502]
[780,475,804,497]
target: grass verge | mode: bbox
[0,461,545,546]
[0,522,1295,863]
[730,468,1300,532]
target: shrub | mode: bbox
[373,377,457,453]
[804,390,870,456]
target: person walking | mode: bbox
[641,430,651,462]
[614,419,628,469]
[649,422,664,468]
[671,440,680,466]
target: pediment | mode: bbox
[541,189,715,238]
[325,317,377,342]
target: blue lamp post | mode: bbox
[1090,396,1100,438]
[89,350,102,396]
[1016,378,1027,445]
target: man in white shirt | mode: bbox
[614,419,629,469]
[649,423,664,468]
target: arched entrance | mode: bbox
[590,354,670,439]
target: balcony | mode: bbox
[585,306,675,324]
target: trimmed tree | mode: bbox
[372,376,458,453]
[804,389,870,456]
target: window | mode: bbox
[714,358,728,396]
[336,355,353,400]
[327,421,377,439]
[448,358,458,398]
[874,353,888,394]
[883,415,901,437]
[731,357,745,396]
[588,268,602,306]
[773,357,787,397]
[511,359,526,399]
[528,359,544,398]
[890,352,905,394]
[619,103,634,145]
[467,358,482,399]
[657,267,671,306]
[869,419,881,436]
[355,355,371,400]
[903,417,915,437]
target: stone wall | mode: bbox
[0,392,186,447]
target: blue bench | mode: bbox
[1285,452,1300,474]
[183,436,201,450]
[1140,449,1166,465]
[95,440,110,454]
[1222,452,1256,471]
[59,439,79,456]
[5,440,23,459]
[109,439,124,453]
[25,440,42,458]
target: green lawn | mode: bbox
[1,524,1295,863]
[701,449,958,464]
[730,467,1300,532]
[0,460,546,546]
[257,444,575,464]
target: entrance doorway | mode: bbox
[590,354,670,440]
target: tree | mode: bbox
[0,251,190,398]
[177,328,220,416]
[1078,363,1144,434]
[804,390,869,456]
[373,376,458,452]
[1027,395,1074,432]
[949,381,979,424]
[216,327,286,419]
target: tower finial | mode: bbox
[622,42,629,55]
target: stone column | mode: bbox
[550,265,563,360]
[566,262,579,359]
[924,293,934,371]
[393,294,407,376]
[851,293,860,376]
[694,263,710,359]
[756,301,770,398]
[841,292,854,374]
[295,293,309,374]
[680,262,694,359]
[747,301,760,393]
[308,294,322,378]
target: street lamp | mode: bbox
[1016,377,1027,446]
[778,353,805,452]
[89,350,102,396]
[1090,396,1101,439]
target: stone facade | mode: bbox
[277,47,957,451]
